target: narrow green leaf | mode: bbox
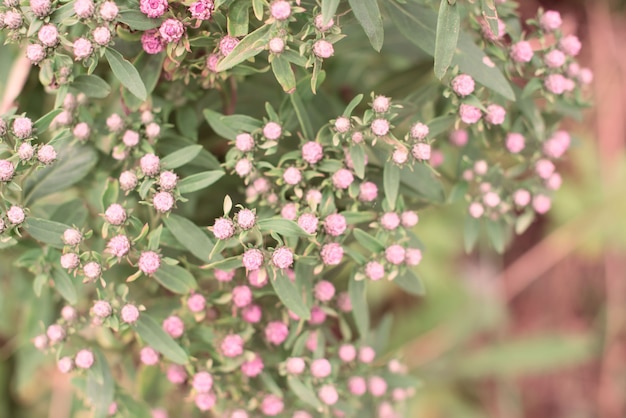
[349,145,365,179]
[178,170,225,194]
[383,161,400,209]
[271,55,296,93]
[228,0,250,37]
[321,0,340,26]
[464,215,480,253]
[23,218,69,248]
[290,91,315,139]
[434,0,460,79]
[87,349,115,418]
[160,145,203,169]
[486,219,506,253]
[101,177,119,212]
[348,0,384,52]
[70,75,111,99]
[52,266,78,305]
[394,269,425,296]
[34,109,62,135]
[203,109,262,140]
[400,164,445,203]
[24,145,98,204]
[481,0,499,37]
[257,218,313,237]
[152,264,198,294]
[252,0,264,20]
[270,268,311,320]
[287,376,323,409]
[216,24,272,72]
[343,94,363,117]
[104,47,147,101]
[134,315,189,364]
[204,256,242,271]
[50,1,77,23]
[353,228,385,253]
[163,214,214,261]
[349,275,369,339]
[118,10,161,30]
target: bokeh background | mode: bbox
[0,0,622,417]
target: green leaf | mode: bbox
[290,90,315,139]
[464,215,480,253]
[152,264,198,294]
[456,334,594,378]
[257,218,313,237]
[348,0,384,52]
[118,10,161,30]
[400,164,445,203]
[228,0,250,37]
[104,47,147,101]
[515,210,535,235]
[353,228,385,253]
[52,266,78,305]
[271,55,296,93]
[50,1,77,23]
[349,145,365,179]
[287,376,323,409]
[160,145,203,169]
[204,256,242,271]
[340,210,377,225]
[383,161,400,209]
[24,145,98,204]
[270,268,311,320]
[134,315,189,364]
[203,109,262,140]
[252,0,264,20]
[101,177,119,212]
[349,275,369,339]
[481,0,499,37]
[34,109,62,135]
[486,219,506,253]
[178,170,225,194]
[86,349,115,418]
[387,1,515,100]
[394,269,425,296]
[216,24,272,72]
[70,75,112,99]
[343,94,363,117]
[163,214,214,261]
[23,218,69,248]
[434,0,460,79]
[321,0,340,26]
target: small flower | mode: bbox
[74,0,94,18]
[365,261,384,281]
[263,122,282,140]
[242,304,262,323]
[93,300,112,318]
[106,114,123,132]
[215,269,235,282]
[268,37,285,54]
[459,104,482,124]
[334,116,351,133]
[7,206,25,225]
[75,349,95,369]
[105,204,126,225]
[30,0,52,17]
[544,49,566,69]
[243,248,264,270]
[73,38,93,60]
[560,35,581,56]
[318,385,338,405]
[506,133,525,153]
[272,247,294,269]
[368,376,388,397]
[312,40,334,59]
[359,181,378,202]
[371,118,390,136]
[61,253,80,269]
[392,149,409,165]
[301,141,324,164]
[219,35,240,56]
[241,355,264,377]
[540,10,562,32]
[468,202,484,218]
[93,26,112,46]
[348,376,367,396]
[485,104,506,125]
[385,245,406,265]
[159,171,177,191]
[510,41,534,63]
[162,316,185,338]
[121,304,139,323]
[159,18,185,43]
[167,365,187,384]
[153,191,174,213]
[314,14,334,32]
[13,117,33,139]
[324,214,347,236]
[320,243,343,266]
[232,285,253,308]
[26,44,46,64]
[189,0,214,20]
[146,122,160,139]
[193,371,213,393]
[310,358,332,378]
[187,293,206,313]
[99,1,119,21]
[286,357,305,374]
[410,122,429,140]
[372,95,391,113]
[314,280,335,302]
[38,25,59,47]
[339,344,356,362]
[265,321,288,345]
[412,143,431,161]
[140,347,159,365]
[452,74,475,97]
[221,334,244,358]
[380,212,401,230]
[140,153,160,176]
[236,209,256,230]
[57,357,73,373]
[83,262,101,280]
[235,133,255,152]
[270,0,291,20]
[195,393,216,411]
[119,171,138,191]
[140,0,168,18]
[0,160,15,182]
[213,217,235,240]
[37,145,57,164]
[46,324,66,344]
[63,228,82,246]
[139,251,160,275]
[283,167,302,185]
[106,235,130,257]
[297,213,318,234]
[332,168,354,189]
[401,211,419,227]
[141,30,164,55]
[260,395,284,416]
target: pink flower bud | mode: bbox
[141,30,164,55]
[314,14,334,32]
[339,344,356,362]
[544,74,567,95]
[371,118,390,136]
[348,376,367,396]
[63,228,82,246]
[159,18,185,43]
[485,104,506,125]
[58,356,73,373]
[368,376,387,397]
[93,26,112,46]
[506,132,525,153]
[75,349,95,369]
[187,293,206,313]
[153,191,174,213]
[459,104,482,124]
[189,0,214,20]
[243,248,264,271]
[241,354,264,377]
[280,203,297,220]
[540,10,562,32]
[302,141,324,164]
[140,347,159,365]
[283,167,302,185]
[405,248,422,266]
[318,385,338,405]
[167,364,187,384]
[26,44,46,64]
[140,0,168,18]
[232,285,253,308]
[195,393,216,411]
[74,0,94,18]
[385,245,406,265]
[313,40,334,59]
[61,253,80,269]
[140,153,160,176]
[83,261,101,279]
[93,300,112,318]
[510,41,534,63]
[213,217,235,240]
[263,122,282,140]
[221,334,244,358]
[261,395,284,416]
[270,0,291,20]
[372,95,391,113]
[310,358,332,378]
[235,133,255,152]
[162,316,184,338]
[272,247,294,269]
[286,357,305,374]
[451,74,475,97]
[469,202,485,218]
[359,181,378,202]
[107,234,130,257]
[73,38,93,60]
[193,371,213,393]
[412,143,431,161]
[544,49,566,68]
[334,116,351,133]
[323,214,347,236]
[121,304,139,323]
[265,321,288,345]
[99,1,118,20]
[359,346,376,363]
[242,304,262,323]
[314,280,335,301]
[138,251,160,275]
[219,36,240,56]
[46,324,66,344]
[365,261,384,280]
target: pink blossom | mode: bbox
[119,171,138,191]
[138,251,161,275]
[38,24,59,47]
[535,159,555,179]
[506,133,525,153]
[334,116,351,133]
[99,1,119,21]
[280,203,297,220]
[332,168,354,189]
[159,19,185,43]
[241,354,264,377]
[104,204,126,225]
[243,248,264,271]
[270,0,291,20]
[371,118,390,136]
[140,347,159,365]
[272,247,294,269]
[57,357,73,373]
[0,160,15,182]
[544,74,567,95]
[61,253,80,269]
[121,304,140,323]
[75,350,95,369]
[544,49,566,68]
[260,394,284,416]
[319,385,339,405]
[141,30,164,55]
[372,95,391,113]
[187,293,206,313]
[302,141,324,164]
[339,344,357,362]
[449,129,468,147]
[385,245,406,265]
[153,191,174,212]
[310,358,332,378]
[451,74,475,97]
[162,316,185,338]
[26,44,46,64]
[235,133,255,152]
[514,189,531,207]
[485,104,506,125]
[410,122,429,140]
[540,10,562,32]
[459,104,482,124]
[263,121,282,140]
[265,321,288,345]
[313,40,334,59]
[195,393,216,411]
[359,181,378,202]
[359,346,376,363]
[365,261,385,281]
[324,213,347,236]
[242,304,262,323]
[74,0,94,18]
[93,26,112,46]
[232,285,253,307]
[369,376,388,397]
[221,334,244,357]
[483,191,501,208]
[140,0,168,18]
[412,143,431,161]
[314,14,334,32]
[219,36,240,56]
[380,212,401,230]
[83,261,101,279]
[46,324,65,344]
[189,0,214,20]
[73,38,93,60]
[510,41,534,63]
[140,153,160,176]
[348,376,367,396]
[38,145,57,164]
[283,167,302,185]
[215,269,235,282]
[469,202,484,218]
[286,357,305,374]
[167,364,187,384]
[314,280,335,302]
[158,171,177,191]
[235,158,252,177]
[297,213,318,234]
[320,243,343,265]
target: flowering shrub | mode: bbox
[0,0,590,417]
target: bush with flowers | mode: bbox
[0,0,590,416]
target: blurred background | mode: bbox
[0,0,623,417]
